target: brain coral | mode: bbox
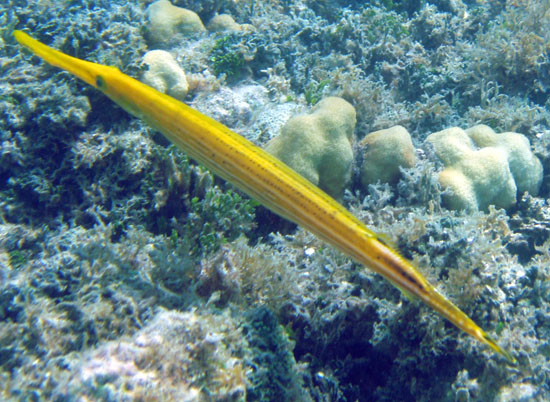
[426,125,543,211]
[265,97,356,199]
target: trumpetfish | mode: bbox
[13,30,515,364]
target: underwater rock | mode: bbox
[360,125,417,188]
[426,125,542,211]
[57,310,247,400]
[265,97,356,199]
[192,84,269,132]
[497,382,538,402]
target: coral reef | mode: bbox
[170,0,231,23]
[208,32,249,81]
[243,307,308,401]
[207,14,245,33]
[141,49,189,101]
[467,124,543,196]
[266,97,356,199]
[426,125,542,211]
[56,309,248,401]
[359,125,417,188]
[145,0,205,46]
[3,0,550,400]
[192,84,270,136]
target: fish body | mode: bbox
[13,30,515,364]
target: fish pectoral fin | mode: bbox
[396,284,417,302]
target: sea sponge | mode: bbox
[145,0,205,45]
[359,125,416,187]
[141,50,189,101]
[426,125,543,211]
[265,97,356,199]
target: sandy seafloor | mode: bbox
[1,0,550,401]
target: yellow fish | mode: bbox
[13,30,515,364]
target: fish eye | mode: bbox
[96,75,106,90]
